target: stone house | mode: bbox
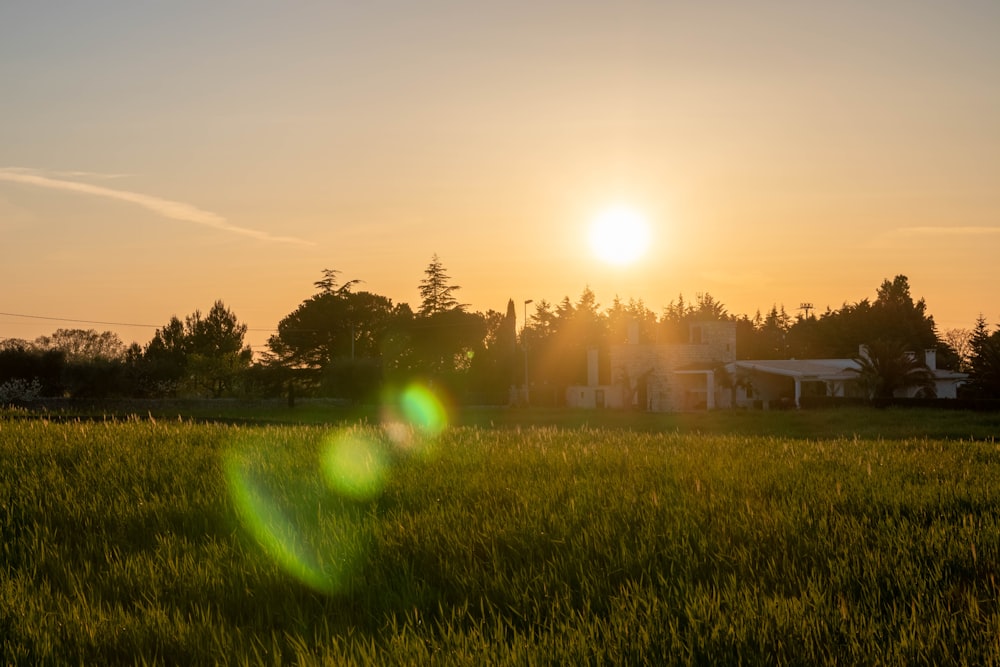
[566,320,737,411]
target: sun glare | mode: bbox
[588,205,651,266]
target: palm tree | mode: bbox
[852,340,935,399]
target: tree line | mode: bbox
[2,258,999,404]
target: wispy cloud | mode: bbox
[1,167,131,181]
[0,168,314,246]
[895,225,1000,236]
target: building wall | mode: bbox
[565,385,623,409]
[608,321,737,412]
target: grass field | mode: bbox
[2,406,1000,664]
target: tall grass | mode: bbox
[2,417,999,664]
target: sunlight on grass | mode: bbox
[5,414,1000,664]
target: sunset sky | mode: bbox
[3,1,998,352]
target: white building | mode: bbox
[566,321,737,412]
[726,348,966,409]
[567,327,966,411]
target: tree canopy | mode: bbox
[3,271,988,404]
[418,254,464,316]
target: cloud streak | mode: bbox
[895,225,1000,236]
[0,168,314,246]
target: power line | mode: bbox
[0,311,159,329]
[0,311,277,332]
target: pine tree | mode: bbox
[968,316,1000,398]
[418,254,463,316]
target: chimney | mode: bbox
[925,349,937,371]
[587,348,599,386]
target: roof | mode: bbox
[731,359,859,380]
[729,359,967,382]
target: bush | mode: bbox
[0,377,43,404]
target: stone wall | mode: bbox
[608,321,736,411]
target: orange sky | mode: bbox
[2,2,998,353]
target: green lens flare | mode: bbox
[224,455,335,592]
[399,383,448,436]
[321,433,388,502]
[224,439,371,595]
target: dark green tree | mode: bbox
[495,299,518,387]
[736,305,791,359]
[184,301,253,397]
[418,254,464,316]
[26,328,128,398]
[313,268,361,296]
[141,316,188,396]
[966,316,1000,398]
[35,329,125,361]
[465,301,518,403]
[267,272,409,399]
[661,292,730,343]
[406,308,487,384]
[139,302,252,397]
[788,276,953,363]
[528,288,608,398]
[607,297,658,345]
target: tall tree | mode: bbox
[967,316,1000,398]
[464,301,518,403]
[184,301,253,397]
[528,288,608,395]
[497,298,518,382]
[418,254,464,316]
[607,297,658,344]
[943,328,974,373]
[140,302,252,397]
[267,272,408,398]
[34,329,125,361]
[660,292,729,343]
[313,268,361,296]
[406,308,487,380]
[777,276,957,367]
[693,293,729,320]
[736,304,791,359]
[141,316,188,395]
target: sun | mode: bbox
[588,205,651,266]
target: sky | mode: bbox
[2,1,999,353]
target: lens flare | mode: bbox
[224,433,378,595]
[225,386,450,593]
[224,455,347,593]
[321,432,389,502]
[379,382,450,455]
[399,383,449,436]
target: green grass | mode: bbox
[10,398,1000,440]
[2,412,1000,664]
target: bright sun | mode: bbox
[588,205,651,266]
